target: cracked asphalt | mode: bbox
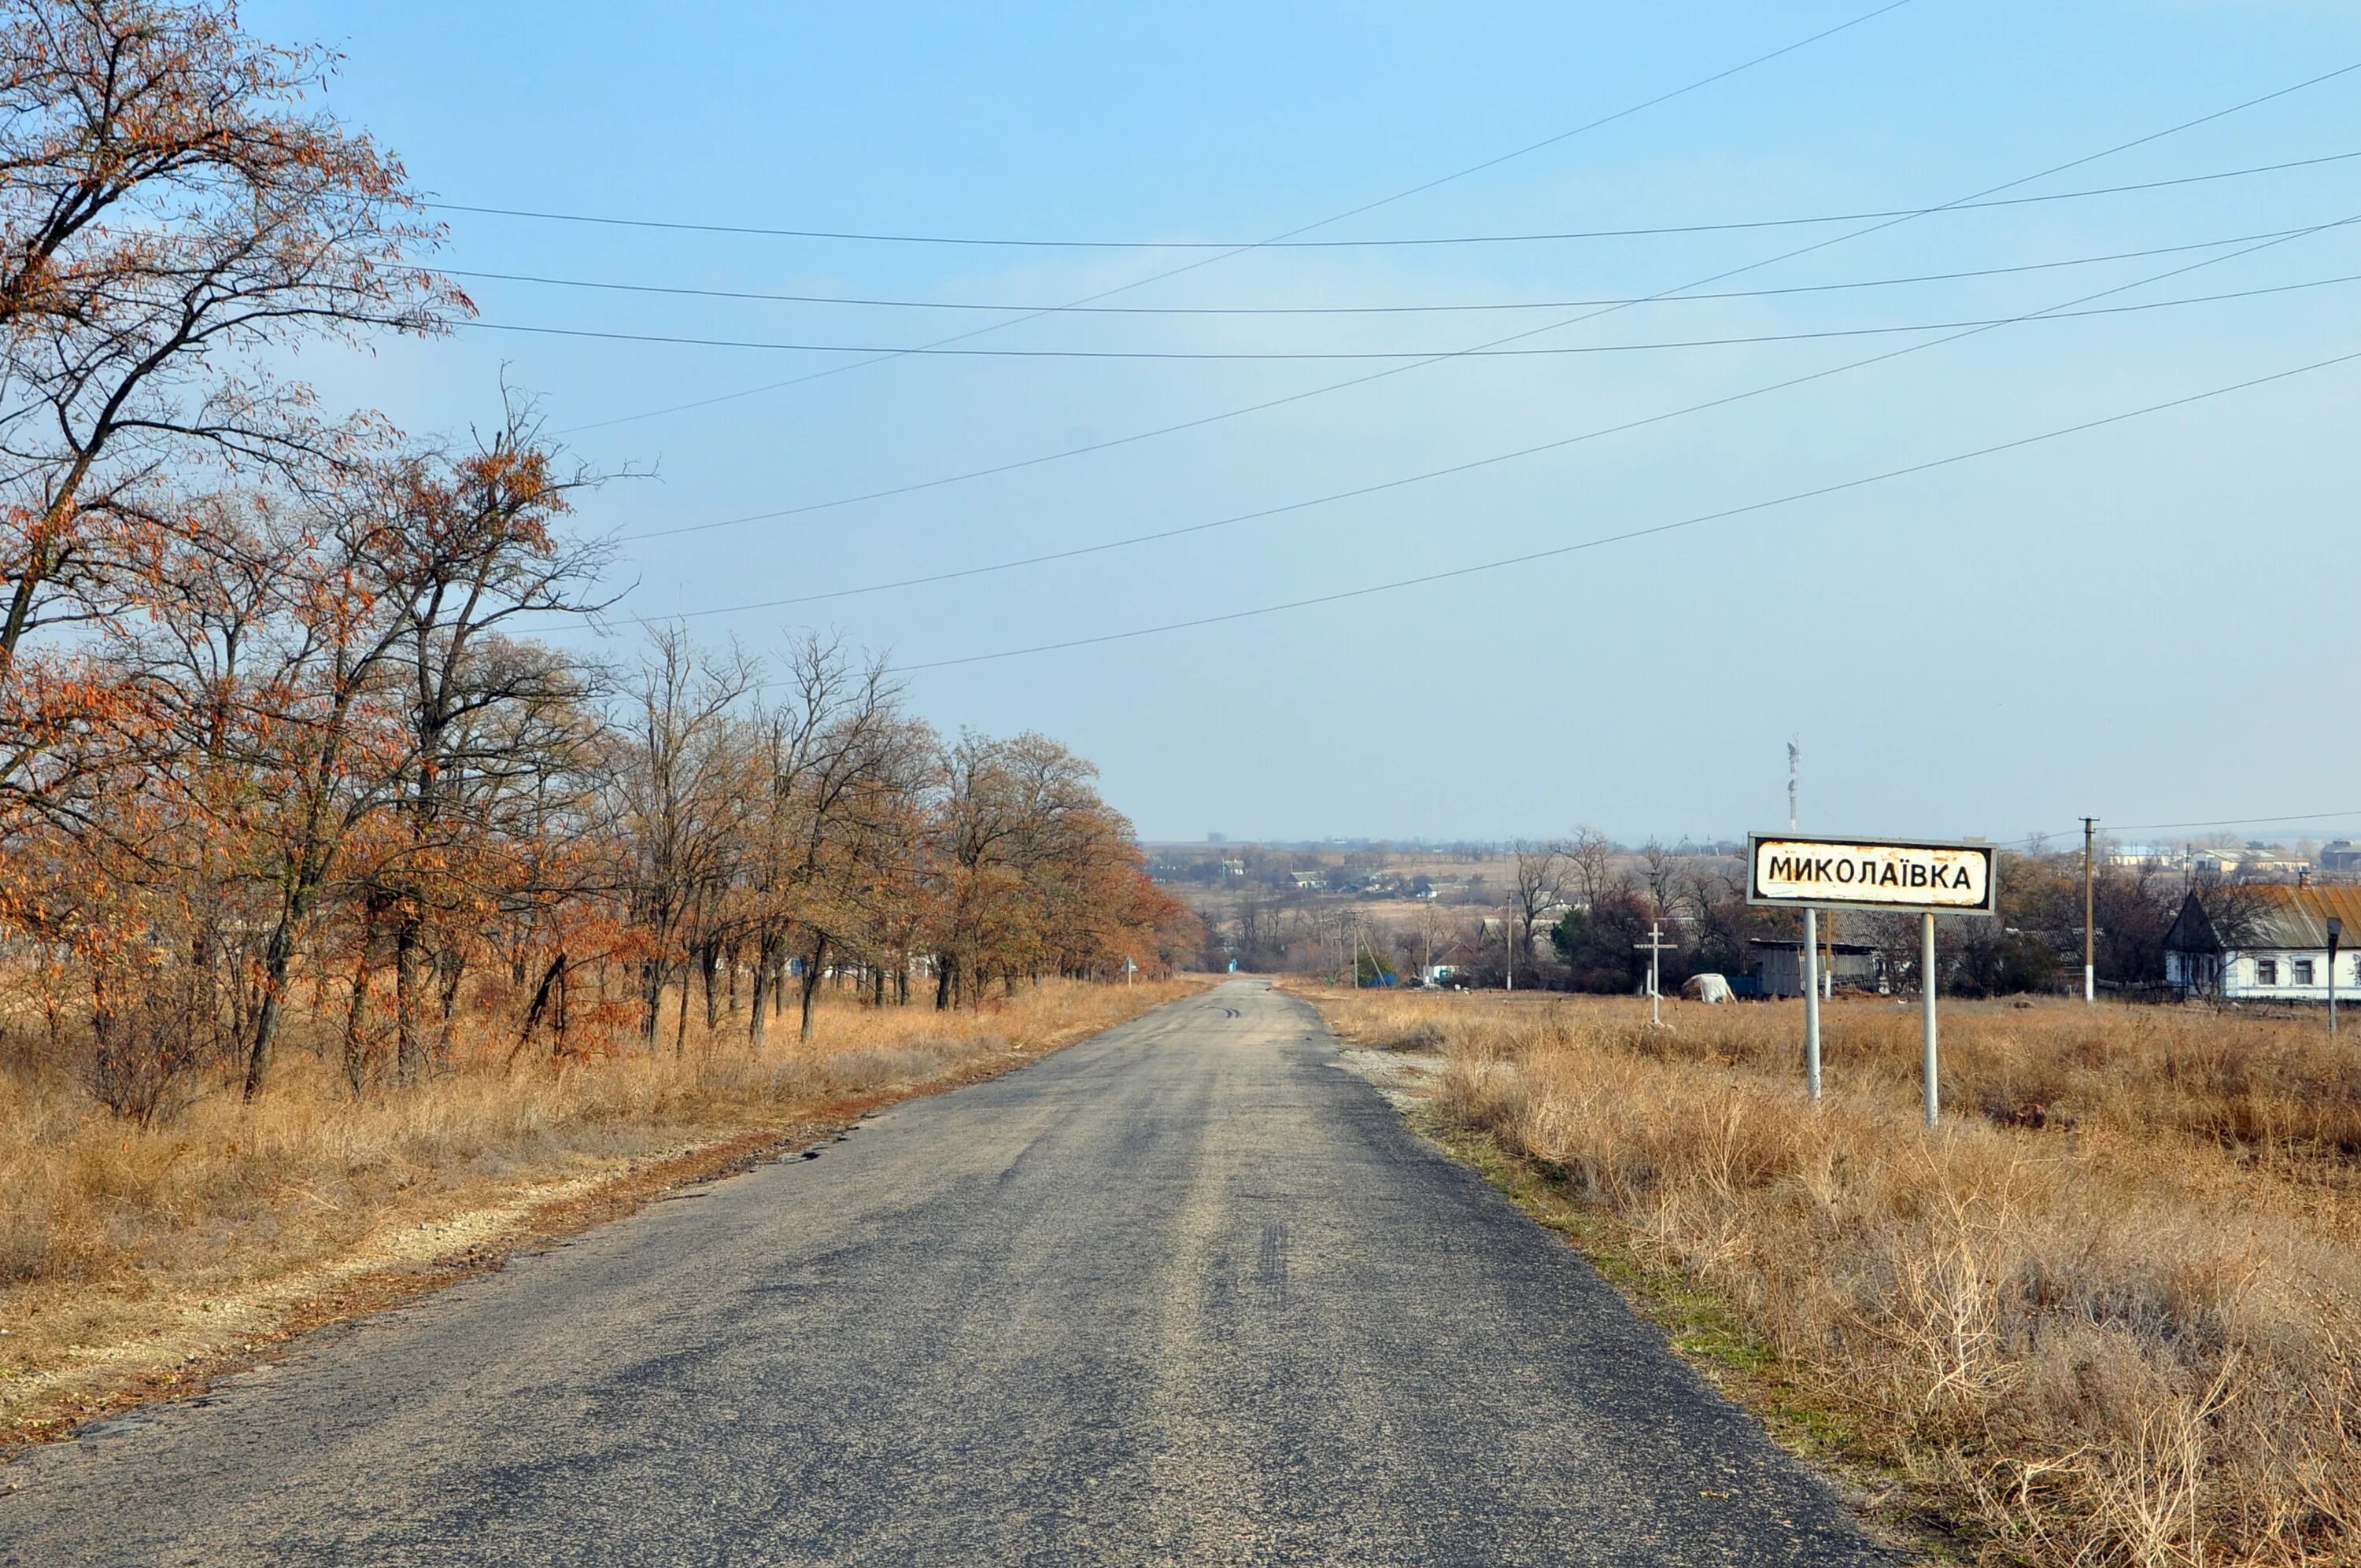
[0,978,1894,1566]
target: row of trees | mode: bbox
[1207,832,2215,998]
[1533,843,2204,998]
[0,0,1191,1120]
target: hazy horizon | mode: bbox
[258,1,2361,844]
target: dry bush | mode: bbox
[1,977,1192,1423]
[1320,991,2361,1566]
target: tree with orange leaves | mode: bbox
[0,0,462,699]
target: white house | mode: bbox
[2162,884,2361,1001]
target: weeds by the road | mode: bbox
[1,978,1194,1445]
[1310,989,2361,1567]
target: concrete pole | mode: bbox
[2330,919,2342,1035]
[1503,897,1515,993]
[2082,816,2097,1005]
[1920,911,1940,1127]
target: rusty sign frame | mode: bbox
[1746,832,1999,918]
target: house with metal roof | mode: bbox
[2161,883,2361,1001]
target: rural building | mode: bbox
[2322,840,2361,873]
[1748,939,1883,997]
[2162,884,2361,1001]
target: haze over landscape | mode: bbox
[253,0,2361,843]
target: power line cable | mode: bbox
[1997,810,2361,849]
[547,2,1921,434]
[609,212,2355,600]
[442,223,2326,316]
[593,58,2361,537]
[2117,810,2361,833]
[437,147,2361,251]
[476,268,2361,363]
[874,343,2361,670]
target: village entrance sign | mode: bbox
[1747,833,1998,1126]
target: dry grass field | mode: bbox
[1306,987,2361,1567]
[0,978,1197,1448]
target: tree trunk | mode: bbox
[639,954,664,1046]
[437,946,465,1022]
[700,941,722,1029]
[342,932,376,1094]
[799,934,829,1044]
[519,952,568,1054]
[748,930,778,1052]
[244,920,300,1099]
[394,917,427,1085]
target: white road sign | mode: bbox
[1746,834,1997,917]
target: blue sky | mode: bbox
[256,2,2361,845]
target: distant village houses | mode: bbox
[2163,884,2361,1002]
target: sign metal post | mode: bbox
[1790,741,1820,1100]
[1802,914,1823,1100]
[1747,833,1998,1123]
[1920,912,1940,1126]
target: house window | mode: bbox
[2256,958,2278,986]
[2294,960,2315,985]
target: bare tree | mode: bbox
[1639,839,1680,917]
[740,633,917,1048]
[1565,825,1616,909]
[611,627,752,1049]
[1508,839,1574,976]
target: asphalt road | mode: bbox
[0,979,1893,1566]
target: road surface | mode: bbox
[0,979,1892,1566]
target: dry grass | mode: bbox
[1310,989,2361,1567]
[0,977,1196,1444]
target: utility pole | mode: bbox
[1635,922,1673,1028]
[2082,817,2098,1005]
[2330,916,2343,1035]
[1791,738,1822,1100]
[1503,895,1516,992]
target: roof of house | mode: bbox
[2170,884,2361,951]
